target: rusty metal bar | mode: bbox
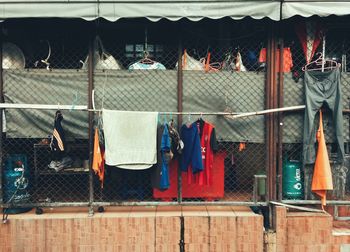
[277,36,284,201]
[88,33,95,216]
[177,31,183,204]
[266,22,278,229]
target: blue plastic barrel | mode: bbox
[3,154,32,214]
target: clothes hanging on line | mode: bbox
[48,110,73,172]
[187,119,218,186]
[303,68,344,165]
[152,124,171,190]
[177,49,205,71]
[180,122,203,174]
[151,120,183,190]
[92,127,105,188]
[151,124,171,190]
[102,109,158,169]
[50,110,65,153]
[198,119,218,185]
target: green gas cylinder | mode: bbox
[282,159,304,200]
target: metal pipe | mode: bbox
[5,199,350,208]
[1,202,89,208]
[4,103,350,116]
[0,29,3,205]
[266,22,278,230]
[265,33,271,206]
[277,37,284,201]
[177,30,183,204]
[92,201,268,206]
[88,34,95,216]
[272,27,278,203]
[0,103,87,110]
[281,200,350,205]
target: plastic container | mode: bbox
[3,154,32,214]
[282,159,304,200]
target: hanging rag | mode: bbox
[102,109,158,169]
[177,49,205,71]
[311,110,333,208]
[92,128,105,188]
[50,110,66,159]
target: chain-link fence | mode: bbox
[9,16,350,211]
[0,18,270,210]
[281,17,350,203]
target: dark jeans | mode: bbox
[303,68,344,164]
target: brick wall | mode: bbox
[0,206,263,252]
[276,206,350,252]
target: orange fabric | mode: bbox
[259,47,293,73]
[311,110,333,208]
[239,142,246,152]
[205,52,211,72]
[92,128,105,188]
[183,49,187,69]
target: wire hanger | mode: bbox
[139,27,154,65]
[302,52,339,72]
[302,34,340,72]
[186,113,192,127]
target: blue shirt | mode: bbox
[159,124,171,190]
[180,123,203,173]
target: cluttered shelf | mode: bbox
[33,143,89,177]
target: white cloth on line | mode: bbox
[102,109,158,169]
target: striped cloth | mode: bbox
[50,110,66,154]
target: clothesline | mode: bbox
[0,103,349,119]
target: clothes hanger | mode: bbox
[186,113,192,127]
[138,27,155,65]
[302,52,340,72]
[204,51,222,72]
[139,51,155,65]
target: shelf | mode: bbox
[36,167,89,175]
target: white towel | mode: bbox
[102,109,158,169]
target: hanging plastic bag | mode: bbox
[176,49,205,71]
[81,36,122,70]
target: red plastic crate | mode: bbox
[153,151,226,201]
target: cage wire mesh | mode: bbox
[1,18,271,208]
[180,19,267,202]
[281,17,350,202]
[1,19,90,207]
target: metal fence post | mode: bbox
[88,33,95,216]
[0,25,3,205]
[266,21,278,229]
[277,35,285,202]
[177,31,183,204]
